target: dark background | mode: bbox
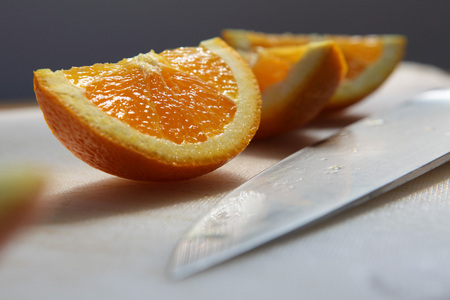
[1,0,449,102]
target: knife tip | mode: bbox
[167,244,238,280]
[166,258,208,281]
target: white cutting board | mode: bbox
[1,62,450,300]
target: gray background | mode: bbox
[1,0,449,102]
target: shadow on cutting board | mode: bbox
[40,168,245,225]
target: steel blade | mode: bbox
[168,89,450,280]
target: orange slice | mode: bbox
[222,29,406,110]
[33,38,261,181]
[0,167,43,247]
[246,42,346,138]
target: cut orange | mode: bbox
[245,42,347,138]
[0,167,43,246]
[33,38,261,181]
[222,29,406,110]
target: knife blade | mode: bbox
[168,89,450,280]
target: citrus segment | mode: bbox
[34,38,261,181]
[251,45,310,91]
[222,29,406,110]
[250,42,347,138]
[328,35,406,109]
[332,37,383,80]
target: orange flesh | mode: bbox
[334,39,383,79]
[252,55,291,91]
[245,34,383,81]
[63,47,237,144]
[251,46,309,91]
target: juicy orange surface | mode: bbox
[238,33,382,81]
[251,46,310,91]
[334,38,383,79]
[63,47,238,144]
[252,55,291,91]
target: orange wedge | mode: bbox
[223,29,407,110]
[0,167,43,247]
[246,42,346,138]
[33,38,261,181]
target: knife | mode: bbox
[168,89,450,280]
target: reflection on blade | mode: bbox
[169,89,450,280]
[169,190,270,279]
